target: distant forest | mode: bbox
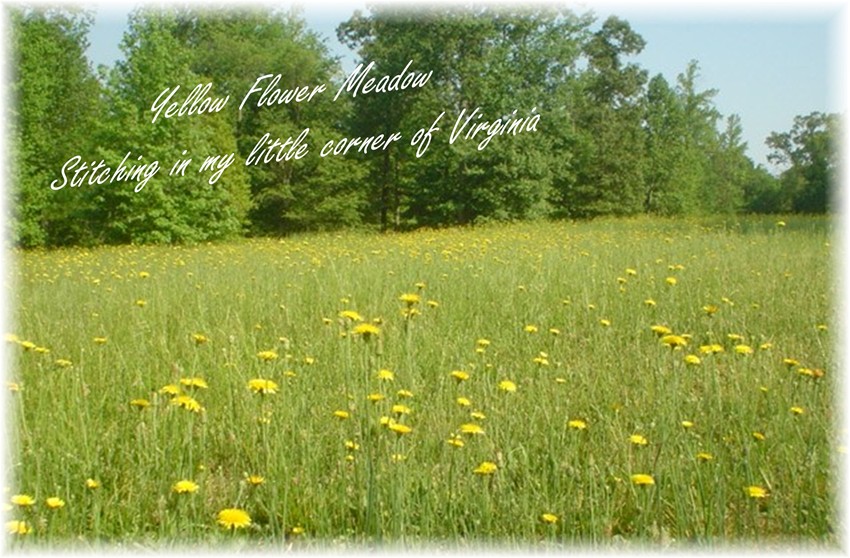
[8,5,840,248]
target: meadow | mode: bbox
[4,216,839,549]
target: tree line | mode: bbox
[8,5,839,248]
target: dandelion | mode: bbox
[540,513,559,524]
[533,355,549,366]
[681,420,694,429]
[20,340,37,351]
[45,497,65,509]
[246,475,265,486]
[399,293,420,306]
[457,397,472,407]
[160,384,180,396]
[138,271,150,278]
[665,277,677,286]
[630,474,655,486]
[289,525,305,536]
[745,485,768,499]
[10,495,35,507]
[130,398,151,409]
[396,389,414,398]
[171,395,203,413]
[247,378,279,395]
[702,304,718,316]
[339,310,363,322]
[476,338,491,348]
[415,282,426,290]
[192,333,208,344]
[450,370,470,382]
[727,333,745,342]
[817,324,828,332]
[735,344,754,355]
[388,422,412,435]
[629,434,648,446]
[352,323,380,340]
[473,461,498,475]
[783,357,800,367]
[93,336,107,344]
[548,328,561,336]
[85,478,100,489]
[684,354,701,365]
[257,350,279,361]
[217,508,252,530]
[660,334,687,349]
[498,379,517,393]
[6,520,31,535]
[752,431,766,441]
[447,435,465,448]
[599,319,611,327]
[345,440,360,451]
[568,419,587,430]
[172,480,199,494]
[55,358,73,368]
[776,220,786,227]
[651,325,672,336]
[333,410,350,420]
[135,299,147,308]
[699,344,724,354]
[697,452,714,462]
[460,423,485,435]
[376,369,395,381]
[427,300,439,308]
[367,393,385,403]
[759,342,772,350]
[180,377,209,389]
[470,411,486,420]
[303,356,315,365]
[392,404,412,416]
[7,382,20,392]
[790,406,805,415]
[626,268,637,276]
[523,325,538,333]
[391,453,407,462]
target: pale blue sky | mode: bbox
[84,1,844,170]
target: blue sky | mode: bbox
[84,1,845,170]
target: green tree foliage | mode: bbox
[9,7,101,247]
[767,112,839,213]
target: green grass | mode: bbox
[5,216,839,549]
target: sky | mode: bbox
[83,0,845,170]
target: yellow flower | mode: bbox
[376,369,395,381]
[660,335,687,349]
[629,434,648,446]
[130,398,151,409]
[85,478,100,489]
[541,513,559,524]
[45,496,66,509]
[11,494,35,507]
[745,485,768,499]
[138,271,150,278]
[388,422,412,435]
[392,404,412,416]
[7,382,21,392]
[644,298,656,307]
[289,525,305,536]
[735,344,754,355]
[790,406,805,415]
[447,435,465,448]
[727,333,744,342]
[345,440,360,451]
[681,420,694,429]
[697,452,714,462]
[257,350,279,361]
[523,324,538,333]
[630,474,655,486]
[548,328,561,336]
[172,480,199,494]
[399,293,421,306]
[180,377,209,389]
[415,282,426,290]
[352,323,380,339]
[665,277,677,286]
[699,344,724,354]
[171,395,203,413]
[217,508,252,529]
[469,411,486,420]
[247,378,279,394]
[625,268,637,276]
[6,520,31,535]
[135,299,147,307]
[93,336,107,344]
[456,397,472,407]
[650,325,671,336]
[333,410,350,420]
[776,220,786,227]
[55,358,73,368]
[498,380,517,392]
[473,461,498,475]
[752,431,766,441]
[339,310,364,322]
[759,342,772,350]
[702,304,718,316]
[192,333,208,344]
[783,357,800,367]
[567,419,587,430]
[450,370,470,382]
[159,384,180,396]
[460,423,485,435]
[684,354,701,366]
[476,338,491,348]
[367,393,385,403]
[427,300,439,308]
[246,475,265,486]
[396,389,414,398]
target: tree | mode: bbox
[767,112,838,213]
[9,7,102,247]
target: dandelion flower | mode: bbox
[333,410,350,420]
[172,395,203,413]
[427,300,439,308]
[629,434,648,446]
[599,319,611,327]
[541,513,559,524]
[790,406,805,415]
[366,393,385,403]
[473,461,498,475]
[257,350,279,361]
[192,333,208,344]
[697,452,714,462]
[159,384,180,396]
[460,423,485,435]
[457,397,472,407]
[568,419,587,430]
[135,299,147,307]
[523,325,538,333]
[85,478,100,489]
[388,422,412,435]
[630,474,655,486]
[759,342,772,350]
[752,431,766,441]
[447,435,465,448]
[10,495,35,507]
[6,520,31,535]
[644,299,656,307]
[93,336,107,344]
[665,277,677,286]
[8,382,21,392]
[727,333,744,342]
[173,480,199,494]
[498,379,517,392]
[55,358,73,368]
[399,293,420,306]
[735,344,754,355]
[217,508,252,530]
[396,389,414,398]
[45,496,65,509]
[246,475,265,486]
[247,378,279,395]
[684,354,701,366]
[392,404,412,416]
[699,344,724,354]
[548,328,561,336]
[626,268,637,276]
[352,323,380,339]
[702,304,718,316]
[745,485,768,499]
[130,398,150,409]
[470,411,486,420]
[660,334,687,349]
[339,310,364,322]
[450,370,470,382]
[345,440,360,451]
[376,369,395,381]
[180,377,208,389]
[476,338,491,348]
[776,220,786,227]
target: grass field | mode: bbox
[4,216,840,549]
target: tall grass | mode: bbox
[4,216,838,548]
